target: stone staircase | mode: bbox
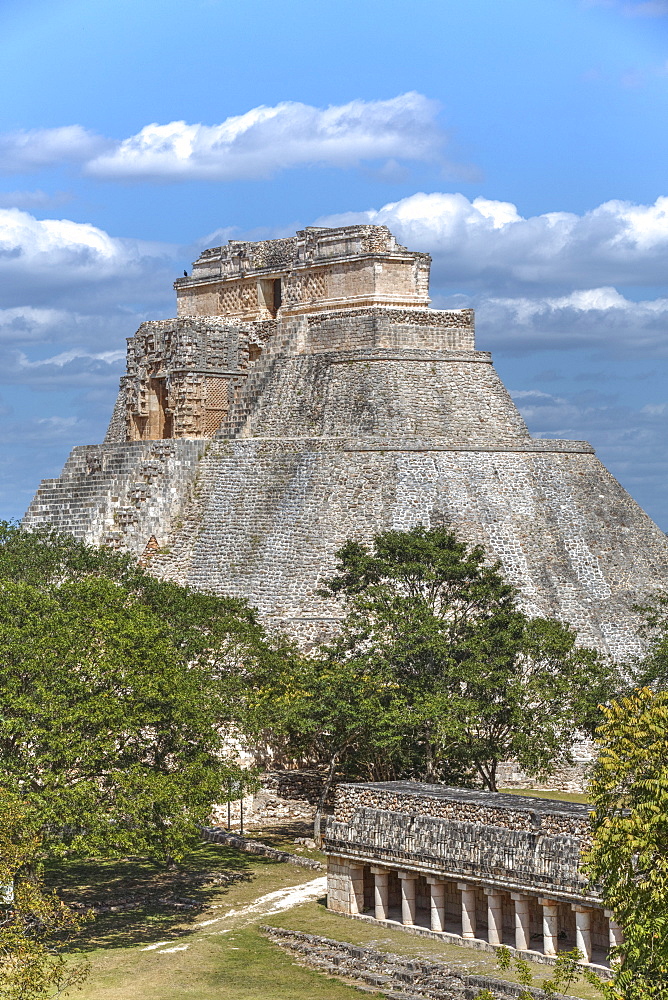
[23,440,208,555]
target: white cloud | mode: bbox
[22,348,124,367]
[0,306,70,342]
[1,347,125,389]
[318,192,668,291]
[473,288,668,355]
[1,207,135,274]
[0,209,177,401]
[0,207,177,312]
[14,347,125,371]
[0,126,108,174]
[84,93,445,181]
[0,96,448,183]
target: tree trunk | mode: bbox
[313,751,340,847]
[476,760,498,792]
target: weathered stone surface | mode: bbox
[322,783,614,969]
[324,782,593,902]
[261,926,581,998]
[23,223,668,657]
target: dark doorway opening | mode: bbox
[273,278,282,313]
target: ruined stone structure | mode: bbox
[323,782,619,969]
[24,224,668,654]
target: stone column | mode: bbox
[605,909,624,951]
[348,863,365,915]
[397,871,417,926]
[426,877,446,933]
[572,905,592,963]
[538,898,560,957]
[511,893,531,952]
[458,882,477,940]
[371,867,389,921]
[484,888,505,946]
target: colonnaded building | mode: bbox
[24,224,668,654]
[324,782,620,970]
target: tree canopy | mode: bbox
[631,592,668,691]
[250,525,617,797]
[585,687,668,999]
[0,790,87,1000]
[0,524,278,862]
[320,526,617,790]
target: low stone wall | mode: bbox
[201,827,324,870]
[497,740,594,795]
[261,926,588,999]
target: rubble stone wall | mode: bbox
[332,783,590,837]
[23,440,208,553]
[324,783,592,901]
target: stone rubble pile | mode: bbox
[261,926,576,1000]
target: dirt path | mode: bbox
[139,876,328,955]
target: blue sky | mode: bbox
[2,0,668,527]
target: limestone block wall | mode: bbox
[322,782,618,968]
[300,307,475,353]
[147,435,664,659]
[230,351,531,443]
[325,809,588,898]
[324,783,592,902]
[175,224,431,320]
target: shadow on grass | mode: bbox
[242,820,315,848]
[45,843,281,952]
[241,820,328,863]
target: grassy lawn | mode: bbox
[47,834,606,1000]
[48,845,360,1000]
[270,903,606,1000]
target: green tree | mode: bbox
[245,651,411,841]
[0,532,270,862]
[632,592,668,690]
[0,790,88,999]
[584,687,668,999]
[494,945,610,1000]
[0,522,268,673]
[322,526,616,790]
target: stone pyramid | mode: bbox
[24,225,668,657]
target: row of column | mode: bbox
[362,866,622,964]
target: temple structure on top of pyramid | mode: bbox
[23,224,668,655]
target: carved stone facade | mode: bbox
[324,782,619,970]
[119,316,273,442]
[23,224,668,657]
[174,225,431,321]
